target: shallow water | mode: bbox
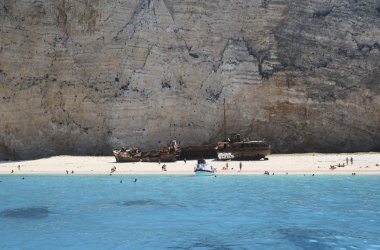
[0,174,379,249]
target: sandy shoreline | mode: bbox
[1,153,380,175]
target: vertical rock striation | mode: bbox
[0,0,379,159]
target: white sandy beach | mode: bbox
[1,153,380,175]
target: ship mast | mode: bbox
[224,98,227,141]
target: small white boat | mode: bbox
[194,159,216,175]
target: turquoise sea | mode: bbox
[0,174,379,250]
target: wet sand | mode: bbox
[1,153,380,175]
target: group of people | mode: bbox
[330,157,354,170]
[221,162,243,171]
[346,157,354,165]
[10,165,21,173]
[264,171,275,175]
[65,170,74,174]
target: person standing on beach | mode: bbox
[350,157,354,165]
[346,157,349,165]
[239,162,242,172]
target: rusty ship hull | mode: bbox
[180,139,270,161]
[113,140,180,163]
[216,141,271,160]
[113,150,178,162]
[113,149,141,162]
[113,149,178,163]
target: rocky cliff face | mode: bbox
[1,0,379,159]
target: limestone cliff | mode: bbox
[0,0,379,159]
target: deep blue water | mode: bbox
[0,174,380,250]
